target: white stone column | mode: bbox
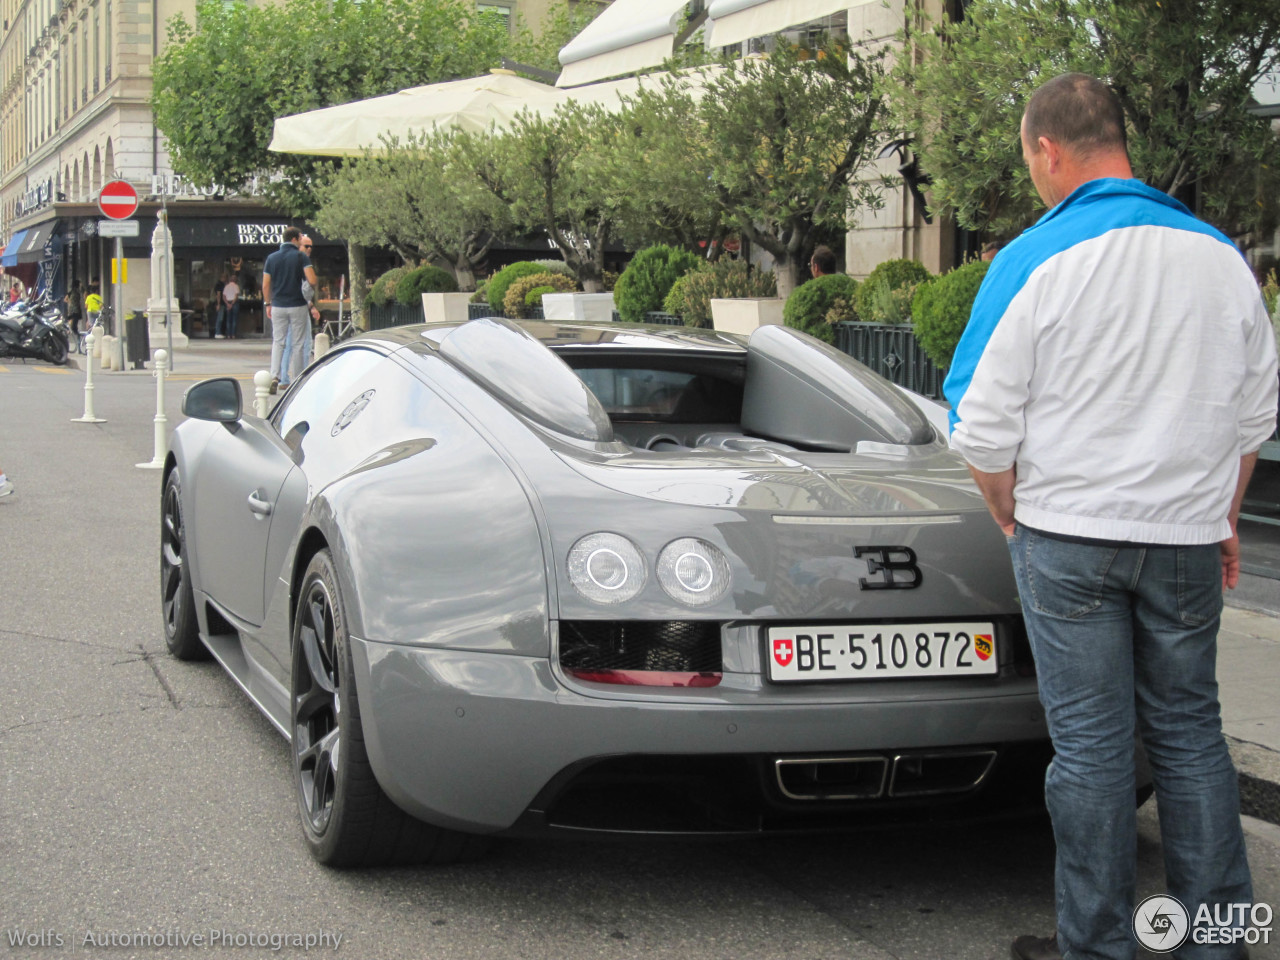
[146,212,188,347]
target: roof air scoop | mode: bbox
[438,317,615,443]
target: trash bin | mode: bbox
[124,310,150,369]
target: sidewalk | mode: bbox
[1222,582,1280,827]
[69,335,276,380]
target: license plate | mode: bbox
[766,623,997,682]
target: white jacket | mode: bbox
[945,178,1278,545]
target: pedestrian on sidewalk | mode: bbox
[945,73,1278,960]
[262,227,317,394]
[85,284,102,331]
[221,274,241,339]
[279,235,321,388]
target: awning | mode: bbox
[15,221,59,263]
[704,0,852,49]
[1,230,28,267]
[557,0,691,88]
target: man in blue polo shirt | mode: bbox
[262,226,318,393]
[946,74,1275,960]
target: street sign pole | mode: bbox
[97,180,140,373]
[115,235,125,371]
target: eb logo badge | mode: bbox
[855,546,922,590]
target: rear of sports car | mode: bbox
[353,319,1050,838]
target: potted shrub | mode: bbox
[664,260,777,330]
[854,258,932,324]
[503,272,578,319]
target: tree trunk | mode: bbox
[775,254,800,302]
[454,254,477,293]
[348,240,368,331]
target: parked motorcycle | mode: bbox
[0,294,70,365]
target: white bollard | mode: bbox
[72,327,107,424]
[253,369,273,418]
[101,336,115,371]
[314,331,331,360]
[136,349,169,469]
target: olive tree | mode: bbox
[888,0,1280,238]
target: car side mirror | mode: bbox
[182,377,243,423]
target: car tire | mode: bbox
[161,469,207,660]
[290,549,488,867]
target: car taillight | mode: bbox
[566,669,722,687]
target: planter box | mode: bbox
[642,311,684,327]
[710,297,784,336]
[421,292,473,325]
[542,292,616,323]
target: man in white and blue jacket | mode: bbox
[946,74,1277,960]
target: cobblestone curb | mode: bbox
[1229,736,1280,827]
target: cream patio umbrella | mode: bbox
[268,69,569,158]
[268,66,720,159]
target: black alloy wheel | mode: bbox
[293,571,341,841]
[289,550,488,867]
[161,469,205,660]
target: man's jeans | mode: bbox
[270,305,309,381]
[1007,526,1252,960]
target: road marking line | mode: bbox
[34,367,74,375]
[0,365,8,373]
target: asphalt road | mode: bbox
[1,355,1278,960]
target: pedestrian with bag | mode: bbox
[945,73,1276,960]
[221,273,240,339]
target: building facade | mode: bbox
[0,0,560,332]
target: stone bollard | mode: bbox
[314,331,331,360]
[89,325,102,359]
[72,328,107,424]
[253,370,273,418]
[101,335,116,371]
[137,349,169,469]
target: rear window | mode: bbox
[574,367,742,422]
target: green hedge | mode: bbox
[613,244,704,324]
[910,259,990,369]
[395,263,458,304]
[783,274,860,344]
[855,259,932,323]
[368,265,413,307]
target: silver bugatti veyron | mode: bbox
[160,317,1050,867]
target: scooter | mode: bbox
[0,294,70,365]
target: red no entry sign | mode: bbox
[98,180,139,220]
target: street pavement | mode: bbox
[1,341,1278,960]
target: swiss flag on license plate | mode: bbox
[773,638,794,668]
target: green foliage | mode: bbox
[395,263,458,303]
[470,281,488,304]
[369,266,413,307]
[486,262,554,314]
[151,0,509,215]
[662,261,777,329]
[503,272,577,318]
[505,1,603,76]
[524,284,559,306]
[825,297,859,326]
[783,274,860,344]
[314,131,512,291]
[619,37,890,299]
[613,245,705,324]
[888,0,1280,238]
[454,106,617,290]
[911,260,992,369]
[855,260,932,322]
[601,270,619,292]
[532,259,576,278]
[1263,269,1278,319]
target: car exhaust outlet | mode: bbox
[774,756,889,801]
[887,749,998,798]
